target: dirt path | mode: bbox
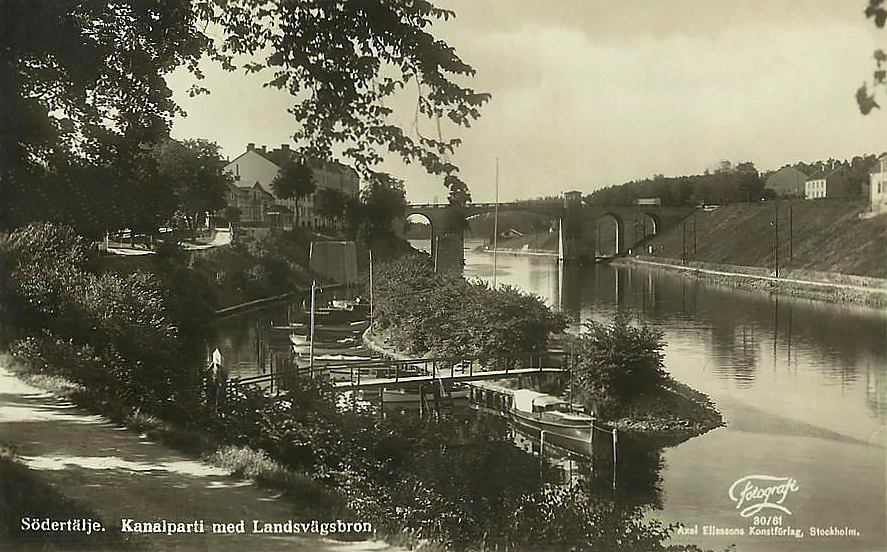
[0,364,405,552]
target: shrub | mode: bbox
[1,223,210,419]
[573,311,666,416]
[373,255,566,359]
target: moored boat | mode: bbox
[380,383,470,404]
[508,389,598,455]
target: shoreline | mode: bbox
[475,246,558,257]
[363,326,723,445]
[615,256,887,308]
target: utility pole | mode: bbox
[682,221,687,265]
[492,158,499,289]
[693,214,697,255]
[789,204,793,273]
[774,202,779,278]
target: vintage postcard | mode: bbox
[1,1,885,552]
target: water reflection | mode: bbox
[463,247,887,552]
[216,244,885,552]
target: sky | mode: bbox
[167,1,886,203]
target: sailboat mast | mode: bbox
[493,157,499,290]
[369,249,374,324]
[309,280,316,372]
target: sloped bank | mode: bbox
[617,256,887,308]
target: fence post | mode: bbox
[540,430,546,475]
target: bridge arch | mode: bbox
[464,208,562,251]
[595,212,624,258]
[404,201,696,266]
[405,213,434,253]
[642,212,659,236]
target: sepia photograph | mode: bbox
[0,1,885,551]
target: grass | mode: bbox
[3,354,351,529]
[645,199,886,278]
[0,445,144,552]
[206,446,345,518]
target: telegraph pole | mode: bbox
[681,221,687,265]
[774,202,779,278]
[789,204,793,272]
[493,158,499,289]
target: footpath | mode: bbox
[0,363,403,552]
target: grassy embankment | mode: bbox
[627,199,887,305]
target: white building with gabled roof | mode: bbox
[224,143,359,228]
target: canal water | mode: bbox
[452,239,887,552]
[216,239,886,551]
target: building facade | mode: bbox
[804,164,851,200]
[223,143,360,228]
[871,153,887,214]
[765,166,808,197]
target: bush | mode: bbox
[1,223,210,419]
[573,311,666,415]
[373,255,566,359]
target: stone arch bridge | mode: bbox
[403,197,695,269]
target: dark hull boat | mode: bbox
[380,383,470,404]
[472,387,603,457]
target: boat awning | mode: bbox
[512,389,548,412]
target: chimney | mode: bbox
[281,144,289,151]
[247,143,255,151]
[259,145,267,154]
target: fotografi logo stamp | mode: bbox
[728,475,800,517]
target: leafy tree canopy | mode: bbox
[858,0,887,114]
[314,187,350,225]
[0,0,489,232]
[155,138,231,231]
[360,176,409,240]
[271,159,315,201]
[271,158,315,225]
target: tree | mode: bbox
[155,139,230,237]
[221,205,242,224]
[573,311,666,416]
[360,176,408,240]
[858,0,887,114]
[0,0,208,230]
[271,159,315,227]
[193,0,488,203]
[314,187,349,228]
[0,1,488,232]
